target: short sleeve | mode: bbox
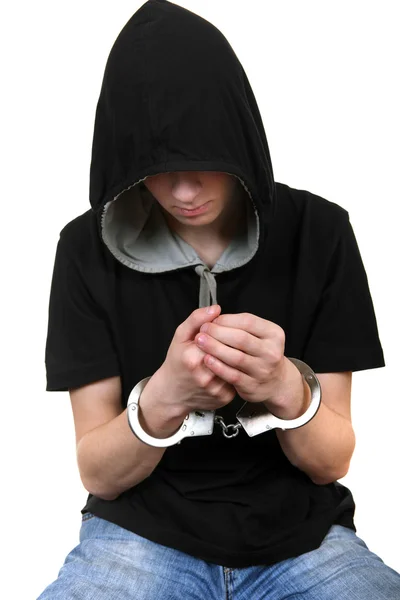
[302,213,385,373]
[44,235,121,391]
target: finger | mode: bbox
[185,340,234,387]
[198,322,261,357]
[175,305,221,343]
[203,353,253,389]
[196,330,259,376]
[212,312,284,341]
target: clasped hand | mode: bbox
[195,312,304,412]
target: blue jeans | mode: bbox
[37,514,400,599]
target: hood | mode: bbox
[89,0,276,308]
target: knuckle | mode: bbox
[218,389,231,404]
[182,348,199,371]
[235,350,246,367]
[275,325,286,345]
[241,313,252,329]
[209,384,221,398]
[230,370,241,385]
[197,369,214,388]
[237,331,248,349]
[268,349,282,367]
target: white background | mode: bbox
[1,1,399,597]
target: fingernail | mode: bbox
[207,305,217,314]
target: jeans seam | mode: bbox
[82,513,95,521]
[223,567,233,600]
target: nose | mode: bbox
[171,172,202,205]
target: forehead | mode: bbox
[145,171,236,182]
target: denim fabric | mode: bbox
[37,515,400,599]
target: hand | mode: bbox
[195,312,307,416]
[158,305,236,418]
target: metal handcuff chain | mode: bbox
[127,358,322,448]
[214,415,242,439]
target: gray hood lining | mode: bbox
[101,175,260,307]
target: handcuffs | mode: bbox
[127,358,321,448]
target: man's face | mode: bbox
[142,171,240,226]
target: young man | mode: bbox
[39,1,400,598]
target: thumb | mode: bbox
[175,305,221,343]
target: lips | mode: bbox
[177,204,204,210]
[175,201,211,217]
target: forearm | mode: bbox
[276,400,355,485]
[76,371,186,501]
[266,360,355,485]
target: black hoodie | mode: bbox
[44,0,385,567]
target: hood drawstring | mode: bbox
[195,265,217,308]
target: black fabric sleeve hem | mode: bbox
[46,356,121,392]
[303,346,385,374]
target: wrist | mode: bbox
[138,373,187,438]
[263,358,311,420]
